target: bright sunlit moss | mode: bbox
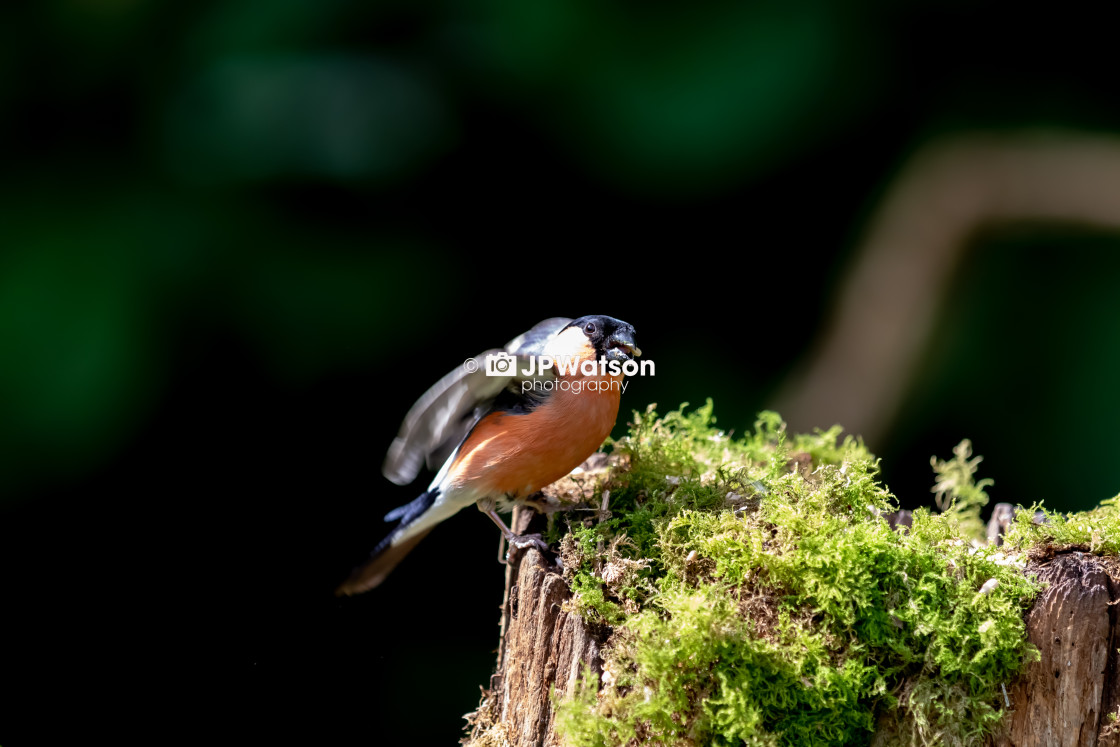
[1002,492,1120,555]
[553,402,1044,747]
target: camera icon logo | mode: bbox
[485,352,520,377]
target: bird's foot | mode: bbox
[507,532,549,553]
[482,503,552,563]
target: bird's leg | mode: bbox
[478,499,550,556]
[496,529,508,566]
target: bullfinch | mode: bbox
[336,315,640,595]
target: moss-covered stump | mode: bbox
[463,404,1120,747]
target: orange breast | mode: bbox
[447,373,622,499]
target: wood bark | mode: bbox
[994,551,1120,747]
[465,508,604,747]
[465,510,1120,747]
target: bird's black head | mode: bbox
[563,315,641,362]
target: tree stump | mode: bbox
[465,513,1120,747]
[465,508,605,747]
[994,551,1120,747]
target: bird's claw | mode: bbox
[507,532,549,553]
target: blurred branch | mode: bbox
[773,130,1120,444]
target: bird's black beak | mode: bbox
[604,327,641,362]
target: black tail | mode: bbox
[335,490,439,596]
[382,490,438,524]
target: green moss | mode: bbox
[1001,492,1120,555]
[929,439,992,543]
[553,402,1048,747]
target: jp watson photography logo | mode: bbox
[462,353,655,395]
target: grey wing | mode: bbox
[504,317,572,356]
[381,318,572,486]
[381,352,508,485]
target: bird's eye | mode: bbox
[584,322,597,335]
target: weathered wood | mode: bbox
[994,552,1120,747]
[467,518,1120,746]
[465,508,604,747]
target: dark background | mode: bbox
[2,1,1119,743]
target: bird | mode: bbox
[335,315,640,595]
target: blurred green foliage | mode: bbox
[462,0,871,191]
